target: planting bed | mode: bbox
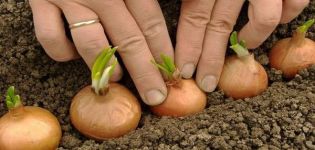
[0,0,315,149]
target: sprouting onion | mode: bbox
[0,86,62,150]
[218,31,268,99]
[150,54,206,117]
[70,46,141,140]
[269,19,315,78]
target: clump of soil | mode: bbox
[0,0,315,149]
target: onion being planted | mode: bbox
[0,86,62,150]
[70,47,141,140]
[269,19,315,78]
[150,55,206,117]
[218,31,268,99]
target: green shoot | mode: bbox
[151,54,177,81]
[92,46,118,95]
[5,86,22,109]
[297,19,315,34]
[292,19,314,46]
[229,31,249,58]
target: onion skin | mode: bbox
[218,54,268,99]
[70,83,141,140]
[151,79,206,117]
[0,106,62,150]
[269,38,315,78]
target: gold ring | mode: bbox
[69,18,100,29]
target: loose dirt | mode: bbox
[0,0,314,149]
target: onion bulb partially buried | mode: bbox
[70,47,141,140]
[0,86,62,150]
[269,19,315,78]
[150,54,206,117]
[218,31,268,99]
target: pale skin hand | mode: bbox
[29,0,174,106]
[176,0,310,92]
[29,0,309,106]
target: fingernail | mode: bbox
[181,63,195,79]
[201,75,217,92]
[145,89,166,106]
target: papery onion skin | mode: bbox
[0,106,62,150]
[218,54,268,99]
[269,38,315,78]
[70,83,141,140]
[151,79,206,117]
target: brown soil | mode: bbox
[0,0,315,149]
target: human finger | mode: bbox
[175,0,214,79]
[79,0,167,105]
[196,0,244,92]
[238,0,282,49]
[125,0,174,63]
[49,0,123,81]
[29,0,79,61]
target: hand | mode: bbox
[175,0,310,92]
[29,0,174,106]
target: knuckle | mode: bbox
[207,14,235,34]
[117,35,147,55]
[182,10,211,27]
[201,54,225,67]
[190,40,203,53]
[177,38,203,53]
[183,41,203,57]
[79,38,105,52]
[77,38,106,61]
[142,19,165,39]
[133,71,157,83]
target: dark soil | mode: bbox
[0,0,315,149]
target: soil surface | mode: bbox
[1,0,315,149]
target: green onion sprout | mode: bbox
[91,46,118,95]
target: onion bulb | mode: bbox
[150,54,206,117]
[70,47,141,140]
[269,19,315,78]
[218,31,268,99]
[0,86,62,150]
